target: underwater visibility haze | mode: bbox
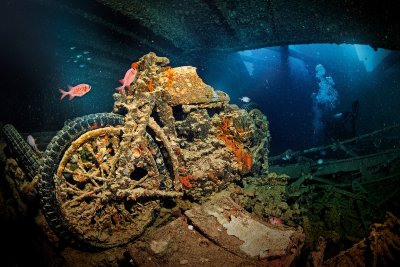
[1,0,400,266]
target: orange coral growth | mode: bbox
[220,117,232,132]
[147,80,153,92]
[179,175,192,188]
[131,61,139,69]
[242,151,253,172]
[164,68,174,89]
[218,117,253,173]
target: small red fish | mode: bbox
[147,80,153,92]
[116,67,137,95]
[59,83,91,100]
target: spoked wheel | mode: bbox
[39,113,170,250]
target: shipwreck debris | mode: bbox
[2,52,270,250]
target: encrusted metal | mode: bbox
[4,52,270,250]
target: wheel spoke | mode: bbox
[62,188,101,208]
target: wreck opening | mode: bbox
[206,43,400,156]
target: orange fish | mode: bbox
[147,80,153,92]
[59,83,91,100]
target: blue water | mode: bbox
[1,1,400,156]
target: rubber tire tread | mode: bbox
[38,113,124,251]
[2,124,41,179]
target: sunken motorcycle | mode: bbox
[2,52,270,250]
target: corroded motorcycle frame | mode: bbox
[38,54,187,250]
[4,53,270,251]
